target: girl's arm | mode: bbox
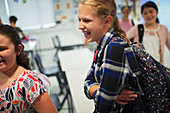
[32,92,58,113]
[165,27,170,50]
[127,26,138,40]
[84,50,100,99]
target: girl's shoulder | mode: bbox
[15,70,50,88]
[110,36,128,45]
[160,24,167,28]
[16,70,41,81]
[159,24,168,30]
[14,70,48,101]
[13,70,44,89]
[107,36,128,50]
[157,24,169,35]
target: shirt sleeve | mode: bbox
[84,59,100,99]
[127,26,138,41]
[96,42,129,112]
[15,71,48,105]
[164,26,170,51]
[15,27,23,33]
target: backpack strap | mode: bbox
[129,19,135,42]
[137,24,144,43]
[123,43,143,94]
[123,44,149,113]
[131,19,135,26]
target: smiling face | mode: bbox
[78,4,109,45]
[121,7,130,19]
[0,34,18,74]
[142,7,158,25]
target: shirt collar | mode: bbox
[97,28,115,51]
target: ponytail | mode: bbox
[113,16,130,43]
[156,17,159,23]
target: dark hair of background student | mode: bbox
[121,5,131,12]
[141,1,159,23]
[9,16,18,23]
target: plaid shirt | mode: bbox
[84,30,134,113]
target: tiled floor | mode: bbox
[24,18,170,113]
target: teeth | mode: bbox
[84,32,88,36]
[84,31,90,37]
[0,60,5,63]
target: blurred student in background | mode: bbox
[127,1,170,65]
[9,15,26,40]
[119,5,135,33]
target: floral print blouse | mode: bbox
[0,70,47,113]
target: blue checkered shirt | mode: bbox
[84,30,135,113]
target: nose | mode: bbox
[147,13,152,17]
[78,21,84,30]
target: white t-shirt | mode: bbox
[143,24,160,62]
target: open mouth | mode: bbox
[83,31,91,38]
[0,59,5,63]
[147,18,153,21]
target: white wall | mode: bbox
[36,0,56,28]
[159,0,170,30]
[0,0,56,30]
[8,0,41,29]
[53,0,75,23]
[0,0,8,24]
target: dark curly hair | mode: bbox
[0,24,31,70]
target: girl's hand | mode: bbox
[116,90,138,105]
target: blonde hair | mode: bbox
[80,0,130,43]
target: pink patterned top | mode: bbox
[0,70,47,113]
[119,19,134,33]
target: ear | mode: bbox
[16,44,23,55]
[156,11,158,15]
[105,15,113,27]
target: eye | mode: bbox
[0,48,6,51]
[83,19,91,23]
[0,47,8,51]
[143,12,148,15]
[150,10,153,14]
[78,18,81,22]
